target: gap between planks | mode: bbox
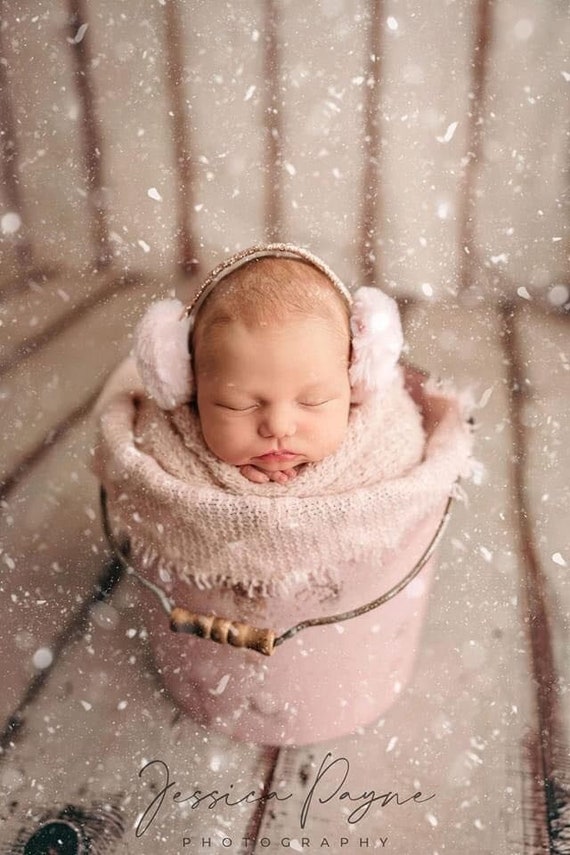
[501,301,570,853]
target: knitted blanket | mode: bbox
[93,358,474,598]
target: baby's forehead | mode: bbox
[195,315,350,385]
[194,257,350,333]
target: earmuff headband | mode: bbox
[134,243,403,410]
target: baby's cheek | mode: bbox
[200,418,237,461]
[321,412,350,454]
[217,423,256,465]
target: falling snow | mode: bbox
[477,387,494,409]
[436,121,459,143]
[32,648,53,670]
[548,284,569,307]
[210,674,231,695]
[517,286,531,300]
[69,23,89,45]
[1,212,22,234]
[514,19,534,40]
[490,253,509,265]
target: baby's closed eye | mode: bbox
[215,402,258,412]
[299,399,332,407]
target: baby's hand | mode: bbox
[267,467,298,484]
[239,464,299,485]
[239,464,270,484]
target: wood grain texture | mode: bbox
[85,0,182,277]
[472,0,569,297]
[163,0,200,275]
[0,269,129,375]
[358,0,385,286]
[0,418,111,726]
[66,0,112,268]
[457,0,494,294]
[0,274,160,489]
[0,12,33,279]
[0,179,24,286]
[511,306,570,851]
[262,0,283,242]
[0,4,93,272]
[0,270,164,722]
[1,0,566,303]
[277,0,367,284]
[374,0,476,299]
[175,0,266,271]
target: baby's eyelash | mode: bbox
[217,403,257,411]
[216,401,332,410]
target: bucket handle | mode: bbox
[100,487,453,656]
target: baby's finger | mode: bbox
[240,465,269,483]
[269,470,288,484]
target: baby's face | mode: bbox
[195,317,351,473]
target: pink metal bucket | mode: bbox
[103,493,449,746]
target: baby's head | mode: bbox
[134,243,404,474]
[191,256,352,474]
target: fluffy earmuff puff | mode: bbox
[133,288,403,411]
[348,287,404,404]
[134,298,194,410]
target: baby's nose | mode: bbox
[258,405,296,439]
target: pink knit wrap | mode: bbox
[93,358,474,598]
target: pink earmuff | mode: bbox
[133,245,403,411]
[134,299,194,410]
[348,286,404,404]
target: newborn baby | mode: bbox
[192,255,352,485]
[93,241,478,608]
[134,243,418,490]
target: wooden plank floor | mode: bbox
[0,270,173,720]
[0,280,567,853]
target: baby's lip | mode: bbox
[256,450,298,460]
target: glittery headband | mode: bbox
[184,243,353,318]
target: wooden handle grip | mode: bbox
[170,607,276,656]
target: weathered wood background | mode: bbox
[0,0,568,853]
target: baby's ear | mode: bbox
[348,287,403,404]
[133,299,194,410]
